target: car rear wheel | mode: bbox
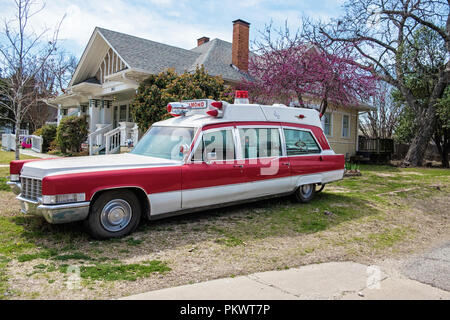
[315,184,325,193]
[293,184,316,203]
[85,190,141,240]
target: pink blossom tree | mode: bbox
[243,23,379,115]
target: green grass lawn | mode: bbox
[0,164,448,299]
[0,168,11,191]
[0,149,37,164]
[0,150,37,189]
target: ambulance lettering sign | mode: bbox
[182,100,209,109]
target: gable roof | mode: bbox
[190,38,251,82]
[71,27,249,87]
[97,28,199,75]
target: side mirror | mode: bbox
[205,152,217,164]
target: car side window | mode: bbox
[238,128,282,159]
[283,129,321,155]
[192,129,236,161]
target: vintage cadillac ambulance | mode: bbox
[8,92,344,239]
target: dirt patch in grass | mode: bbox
[0,165,449,299]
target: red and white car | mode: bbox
[8,92,344,239]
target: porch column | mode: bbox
[89,99,101,132]
[57,105,62,126]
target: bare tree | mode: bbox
[0,0,65,159]
[25,51,77,132]
[307,0,449,166]
[359,83,402,138]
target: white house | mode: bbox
[50,20,251,155]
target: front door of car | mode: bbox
[182,127,247,209]
[236,126,291,197]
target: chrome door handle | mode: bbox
[282,162,290,166]
[234,164,244,168]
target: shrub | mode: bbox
[34,124,57,153]
[33,128,43,136]
[131,65,233,131]
[56,115,88,154]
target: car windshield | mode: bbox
[131,126,195,160]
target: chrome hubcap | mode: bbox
[100,199,132,232]
[300,184,313,198]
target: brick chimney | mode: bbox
[232,19,250,71]
[197,36,210,46]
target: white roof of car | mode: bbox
[156,103,323,129]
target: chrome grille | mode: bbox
[20,177,42,201]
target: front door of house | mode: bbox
[113,105,119,128]
[112,103,129,128]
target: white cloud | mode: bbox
[0,0,345,58]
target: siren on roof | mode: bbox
[234,90,249,104]
[167,102,190,117]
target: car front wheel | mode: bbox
[85,190,141,240]
[293,184,316,203]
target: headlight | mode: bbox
[10,174,20,182]
[42,193,86,205]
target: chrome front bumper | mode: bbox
[9,180,90,224]
[17,196,90,224]
[7,181,21,195]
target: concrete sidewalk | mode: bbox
[20,149,61,159]
[121,262,450,300]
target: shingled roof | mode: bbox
[96,27,249,83]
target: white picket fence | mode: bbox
[1,133,43,153]
[31,135,43,153]
[1,133,16,151]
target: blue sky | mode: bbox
[0,0,346,59]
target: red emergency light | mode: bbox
[206,109,219,117]
[211,101,223,109]
[235,90,248,98]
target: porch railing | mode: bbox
[88,123,140,155]
[105,127,121,154]
[88,124,113,155]
[131,124,139,146]
[358,136,394,154]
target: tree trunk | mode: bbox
[402,105,436,167]
[320,98,328,115]
[442,145,449,168]
[442,130,450,168]
[14,120,21,160]
[433,130,450,168]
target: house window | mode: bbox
[342,114,350,138]
[322,113,332,136]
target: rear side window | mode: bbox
[238,128,282,159]
[283,129,321,155]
